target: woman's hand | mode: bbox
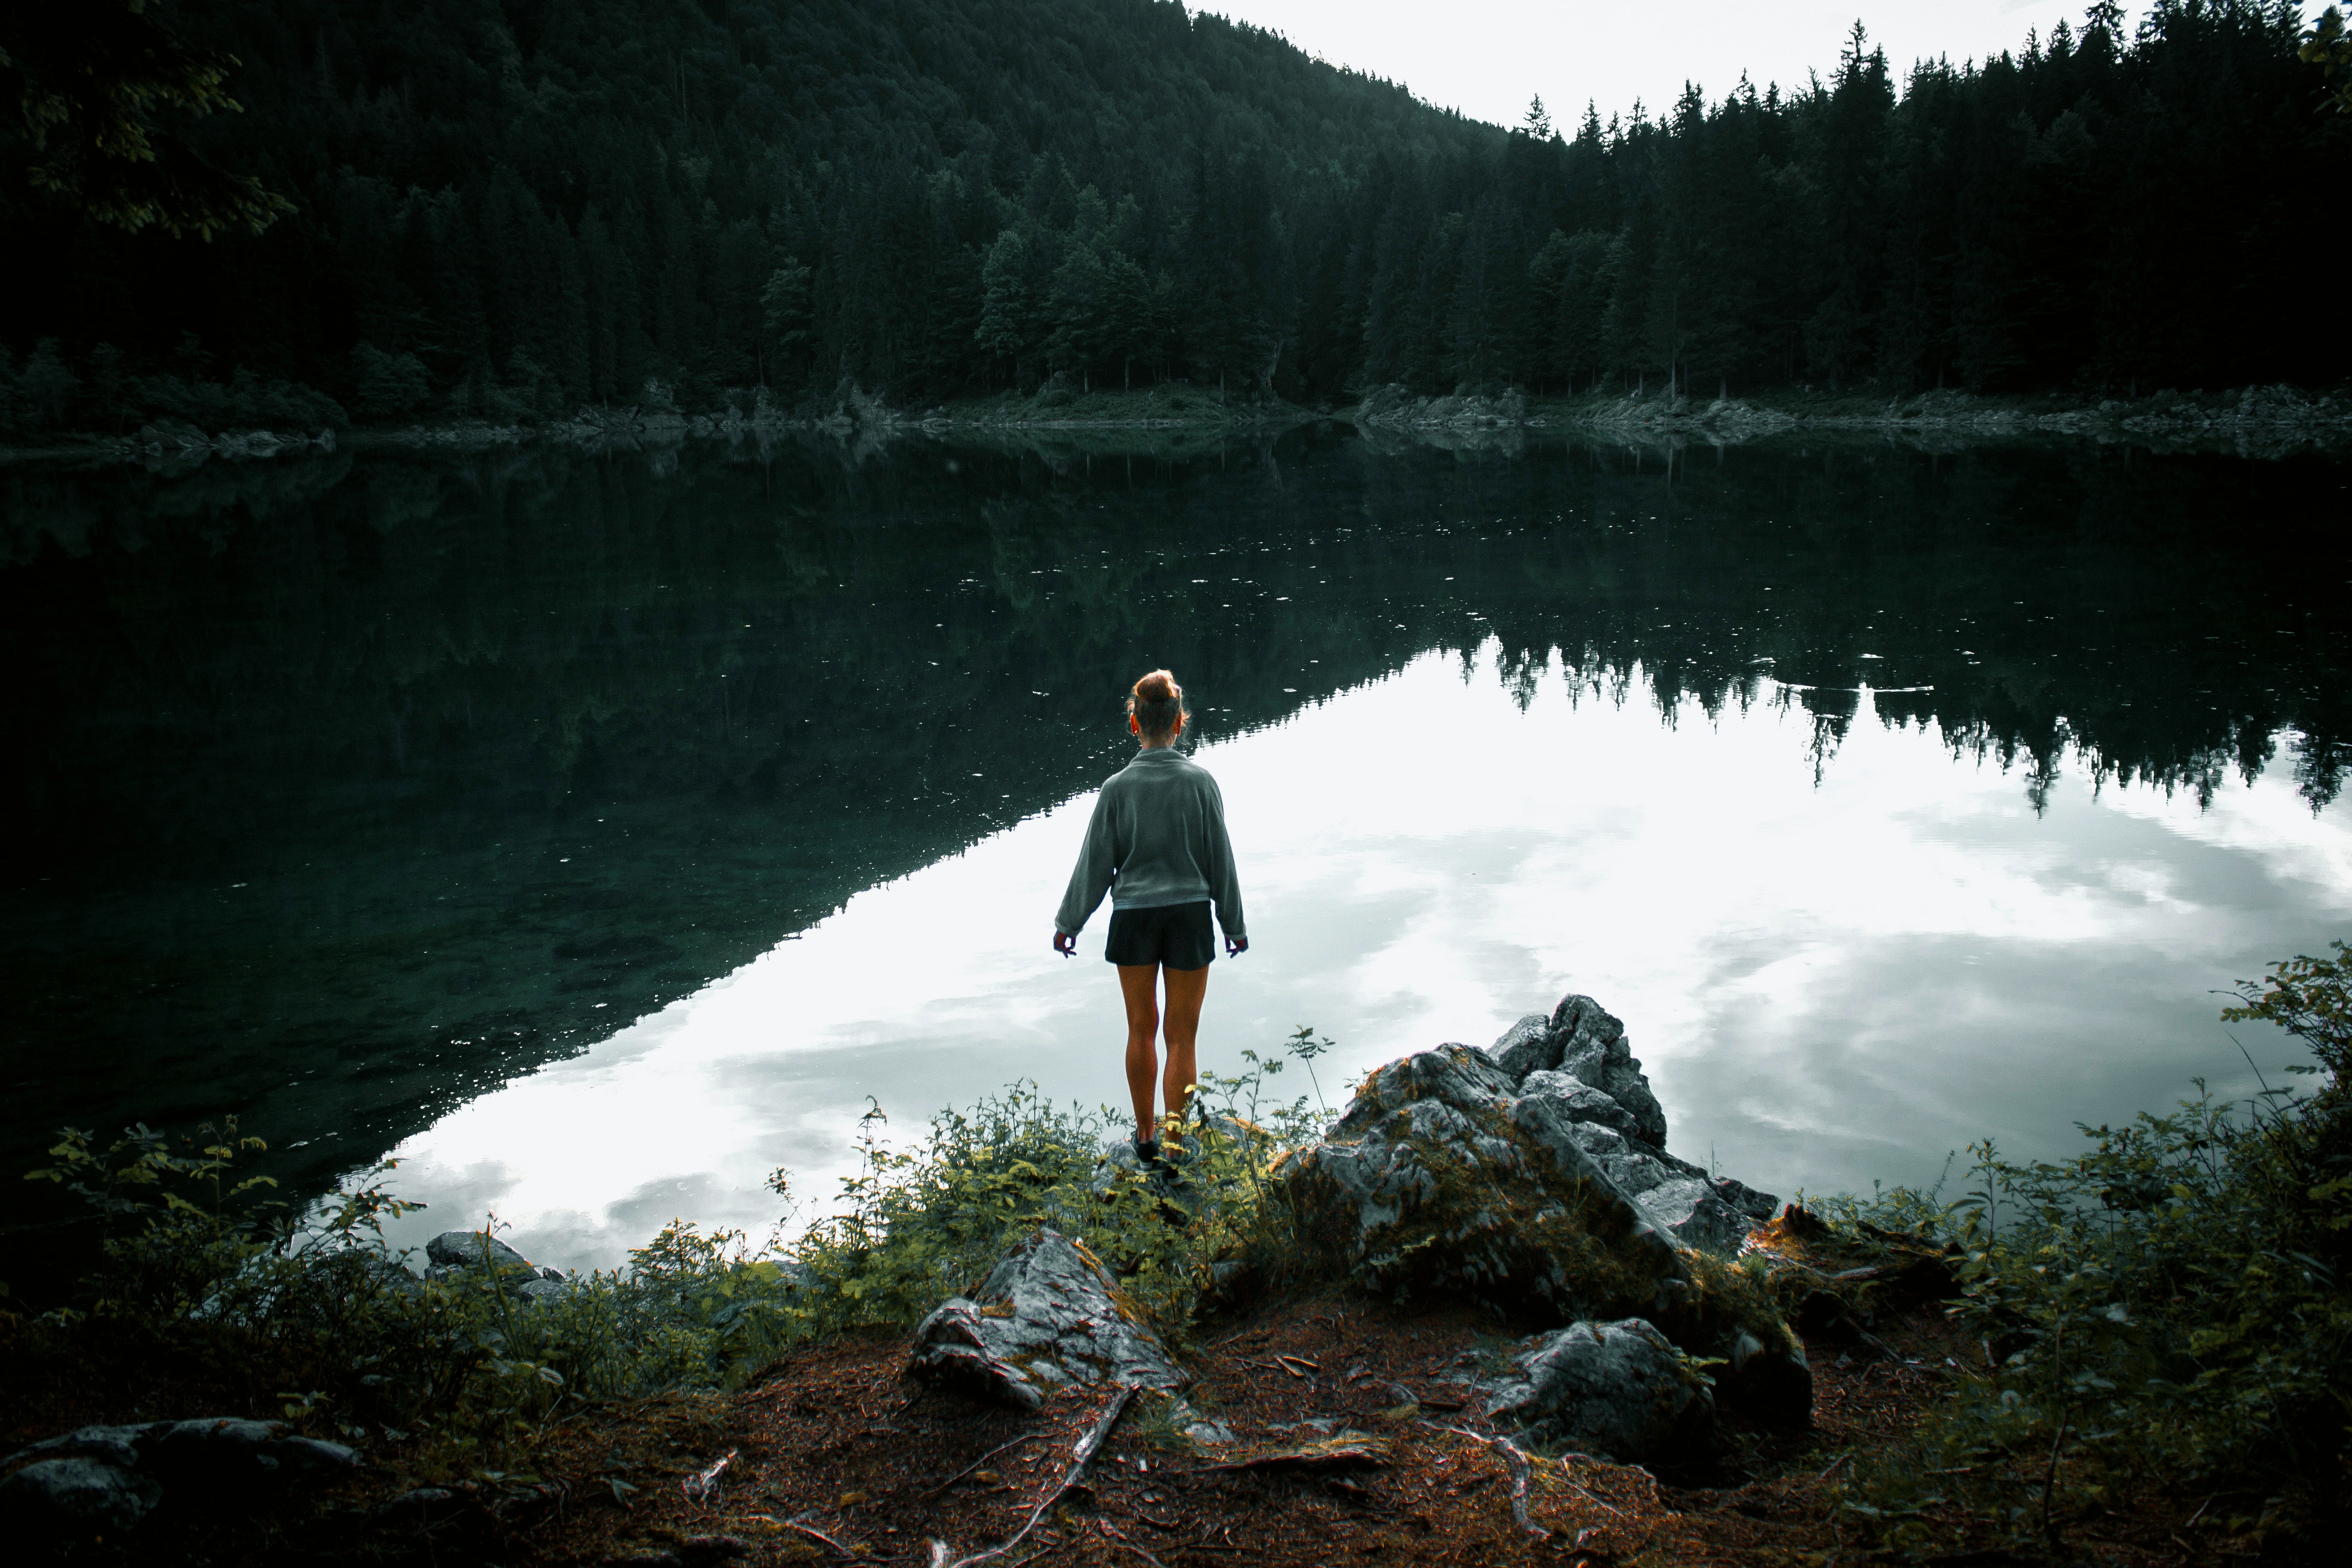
[1225,934,1249,958]
[1054,931,1078,957]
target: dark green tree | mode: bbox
[0,1,289,238]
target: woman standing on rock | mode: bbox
[1054,669,1247,1163]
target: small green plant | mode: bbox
[1284,1025,1336,1114]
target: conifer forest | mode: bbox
[3,0,2345,436]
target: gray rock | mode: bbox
[3,1424,151,1470]
[1484,995,1669,1149]
[1601,1065,1669,1149]
[1287,1044,1687,1321]
[1631,1176,1756,1258]
[516,1277,576,1306]
[1482,1318,1714,1466]
[425,1230,534,1272]
[1488,1014,1556,1080]
[1328,1040,1519,1137]
[1290,1007,1808,1427]
[139,1418,361,1481]
[1518,1069,1640,1135]
[0,1418,358,1539]
[1550,1122,1756,1257]
[1550,993,1630,1070]
[1711,1176,1782,1223]
[0,1456,163,1536]
[1166,1398,1236,1447]
[908,1229,1186,1411]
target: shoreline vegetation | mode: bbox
[5,377,2350,469]
[2,949,2344,1564]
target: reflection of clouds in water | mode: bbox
[374,642,2352,1273]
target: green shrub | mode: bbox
[1833,941,2352,1553]
[781,1045,1327,1345]
[350,342,430,421]
[10,1037,1331,1479]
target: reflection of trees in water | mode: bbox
[1417,440,2348,816]
[0,430,2342,1212]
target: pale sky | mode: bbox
[1198,2,2310,129]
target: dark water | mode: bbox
[4,427,2347,1269]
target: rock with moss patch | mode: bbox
[1482,1318,1715,1465]
[908,1228,1186,1411]
[1286,1043,1687,1321]
[1285,1015,1810,1427]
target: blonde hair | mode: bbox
[1127,668,1186,740]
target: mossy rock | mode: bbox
[1284,1043,1808,1420]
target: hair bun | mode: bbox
[1128,668,1186,740]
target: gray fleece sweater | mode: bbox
[1054,746,1245,938]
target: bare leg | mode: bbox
[1118,964,1162,1145]
[1160,964,1209,1130]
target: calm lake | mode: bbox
[5,425,2348,1274]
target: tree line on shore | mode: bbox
[1,0,2343,439]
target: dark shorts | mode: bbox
[1104,901,1216,970]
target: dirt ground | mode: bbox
[404,1291,2247,1568]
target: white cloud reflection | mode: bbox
[375,644,2352,1271]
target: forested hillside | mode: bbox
[2,0,2342,437]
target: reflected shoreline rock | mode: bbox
[1353,379,2352,458]
[29,375,2344,474]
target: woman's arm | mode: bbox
[1053,787,1122,939]
[1203,778,1245,946]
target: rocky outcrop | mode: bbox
[908,1229,1186,1411]
[1482,1318,1715,1466]
[1284,1042,1688,1323]
[904,993,1806,1433]
[0,1418,360,1541]
[1280,994,1811,1425]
